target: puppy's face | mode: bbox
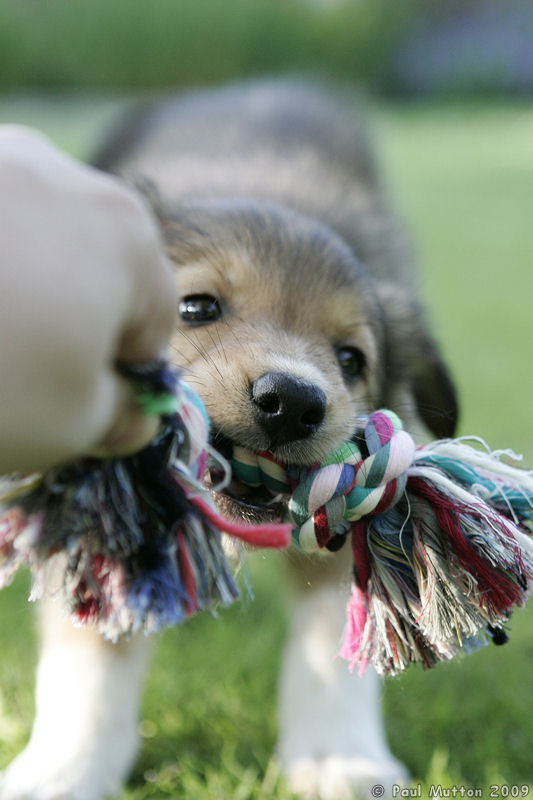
[163,199,455,519]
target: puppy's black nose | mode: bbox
[251,371,326,446]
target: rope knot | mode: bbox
[232,409,416,552]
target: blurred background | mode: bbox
[0,0,532,797]
[1,0,533,96]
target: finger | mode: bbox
[90,373,161,459]
[117,252,177,363]
[114,191,178,364]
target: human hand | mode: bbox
[0,126,177,473]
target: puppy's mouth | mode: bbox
[208,428,293,524]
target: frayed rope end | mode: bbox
[231,410,533,676]
[0,363,290,639]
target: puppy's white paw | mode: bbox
[287,755,409,800]
[0,740,130,800]
[2,590,154,800]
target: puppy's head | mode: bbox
[163,199,457,519]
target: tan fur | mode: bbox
[165,202,382,468]
[0,80,458,800]
[93,82,458,799]
[95,79,457,445]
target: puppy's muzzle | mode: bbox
[251,371,326,447]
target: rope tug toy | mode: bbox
[232,410,533,676]
[1,368,532,676]
[0,363,290,640]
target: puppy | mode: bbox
[1,80,457,800]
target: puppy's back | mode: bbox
[94,80,411,284]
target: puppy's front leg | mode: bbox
[279,551,408,800]
[1,578,152,800]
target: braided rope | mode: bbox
[232,409,533,675]
[232,409,416,551]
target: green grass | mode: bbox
[1,97,533,797]
[375,102,533,460]
[0,0,413,92]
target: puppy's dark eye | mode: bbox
[179,294,221,325]
[337,346,366,381]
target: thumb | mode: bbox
[89,370,162,459]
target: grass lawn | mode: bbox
[0,94,532,798]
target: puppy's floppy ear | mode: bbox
[407,334,458,439]
[377,284,458,439]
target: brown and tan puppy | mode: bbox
[1,81,457,800]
